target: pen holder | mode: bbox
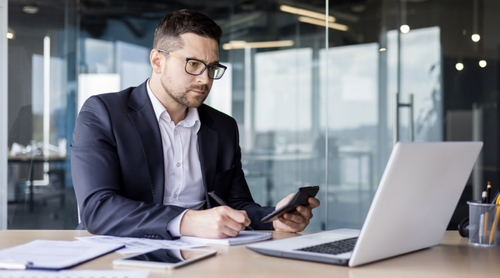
[467,201,500,247]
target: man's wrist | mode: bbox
[167,209,188,237]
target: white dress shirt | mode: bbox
[146,80,205,237]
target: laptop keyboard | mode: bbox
[296,237,358,255]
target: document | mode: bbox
[180,231,272,246]
[0,270,149,278]
[76,235,208,254]
[0,240,123,270]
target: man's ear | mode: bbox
[150,49,163,74]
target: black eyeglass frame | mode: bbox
[157,49,227,80]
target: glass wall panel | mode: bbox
[394,0,500,229]
[222,3,327,231]
[4,0,500,232]
[71,0,330,231]
[388,27,443,143]
[321,43,379,229]
[7,0,78,229]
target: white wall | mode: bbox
[0,0,8,230]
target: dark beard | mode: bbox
[162,83,210,108]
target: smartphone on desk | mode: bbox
[113,248,217,269]
[261,186,319,223]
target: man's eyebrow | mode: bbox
[205,59,220,65]
[187,56,219,65]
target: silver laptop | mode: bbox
[247,142,482,267]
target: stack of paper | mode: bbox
[76,235,208,254]
[0,270,149,278]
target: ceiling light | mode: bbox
[455,63,464,71]
[298,17,348,31]
[280,5,335,22]
[223,41,247,49]
[379,48,387,52]
[479,60,487,68]
[471,34,480,42]
[351,4,367,13]
[6,27,14,40]
[223,40,294,50]
[400,25,410,34]
[22,6,39,14]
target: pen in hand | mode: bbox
[207,191,254,231]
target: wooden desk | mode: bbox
[1,230,499,278]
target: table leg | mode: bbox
[29,159,34,213]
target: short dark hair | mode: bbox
[153,9,222,51]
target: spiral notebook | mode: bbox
[180,231,271,246]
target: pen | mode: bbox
[479,214,485,244]
[487,182,492,203]
[483,185,490,241]
[208,191,254,231]
[489,196,500,244]
[481,191,487,243]
[491,190,500,204]
[0,260,33,270]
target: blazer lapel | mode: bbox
[127,81,164,204]
[198,105,219,208]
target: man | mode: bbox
[71,9,319,240]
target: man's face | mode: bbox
[160,33,219,108]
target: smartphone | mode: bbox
[260,186,319,223]
[113,248,217,269]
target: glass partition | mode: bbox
[1,0,8,230]
[4,0,500,231]
[7,0,78,228]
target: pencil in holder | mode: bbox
[467,201,500,246]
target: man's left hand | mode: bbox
[272,194,320,232]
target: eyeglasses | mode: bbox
[157,49,227,80]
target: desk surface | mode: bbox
[1,230,499,278]
[8,155,66,162]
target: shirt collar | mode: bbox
[146,79,201,132]
[146,79,166,122]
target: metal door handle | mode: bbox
[394,93,414,144]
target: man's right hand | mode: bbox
[179,206,251,238]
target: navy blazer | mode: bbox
[71,81,274,239]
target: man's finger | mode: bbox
[283,212,305,224]
[225,207,251,226]
[213,208,247,237]
[278,216,306,232]
[220,224,242,237]
[224,215,247,232]
[308,197,320,208]
[296,205,313,219]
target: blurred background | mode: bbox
[2,0,499,231]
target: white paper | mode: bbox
[0,240,124,269]
[76,236,208,254]
[0,270,149,278]
[180,231,272,246]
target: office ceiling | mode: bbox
[8,0,499,59]
[8,0,366,28]
[8,0,373,42]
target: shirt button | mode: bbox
[176,162,181,167]
[174,130,178,135]
[173,194,178,198]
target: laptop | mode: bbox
[247,142,483,267]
